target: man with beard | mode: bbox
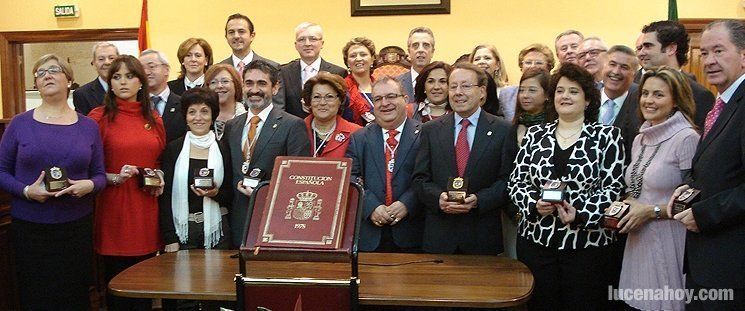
[600,45,640,161]
[397,27,435,101]
[578,37,608,87]
[73,42,118,115]
[219,13,284,109]
[223,60,310,247]
[636,20,715,127]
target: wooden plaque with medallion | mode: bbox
[447,177,469,203]
[602,201,630,230]
[44,166,69,191]
[137,167,161,189]
[193,168,215,190]
[671,188,701,216]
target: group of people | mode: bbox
[0,12,743,311]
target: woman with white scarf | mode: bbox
[159,88,232,252]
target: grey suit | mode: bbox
[396,71,415,103]
[279,58,348,119]
[345,118,423,251]
[222,106,311,247]
[219,52,286,110]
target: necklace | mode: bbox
[311,119,336,157]
[556,126,582,142]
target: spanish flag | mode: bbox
[138,0,149,52]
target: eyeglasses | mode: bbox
[577,49,607,60]
[144,62,165,71]
[372,93,403,104]
[448,83,476,92]
[521,60,546,67]
[296,36,321,44]
[311,94,339,103]
[34,66,64,78]
[209,79,232,87]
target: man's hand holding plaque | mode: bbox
[439,192,477,214]
[447,177,468,203]
[237,163,263,197]
[668,185,701,232]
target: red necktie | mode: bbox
[237,62,245,79]
[703,97,725,138]
[385,129,399,205]
[455,119,471,177]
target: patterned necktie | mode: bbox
[302,66,316,89]
[703,97,726,138]
[455,119,471,177]
[237,62,245,79]
[243,116,261,160]
[151,95,164,116]
[385,129,399,206]
[601,99,615,125]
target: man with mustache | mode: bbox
[555,30,584,65]
[280,22,347,119]
[222,60,310,247]
[73,42,118,116]
[600,45,640,162]
[578,37,608,87]
[345,77,423,252]
[218,13,284,109]
[636,20,715,127]
[139,49,187,143]
[397,27,435,101]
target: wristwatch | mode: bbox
[653,205,661,219]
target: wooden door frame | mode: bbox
[0,28,138,118]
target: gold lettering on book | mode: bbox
[284,191,323,221]
[288,175,333,185]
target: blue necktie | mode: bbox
[151,96,165,116]
[601,99,615,125]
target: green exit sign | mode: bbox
[54,5,79,18]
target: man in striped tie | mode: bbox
[668,19,745,310]
[413,62,512,255]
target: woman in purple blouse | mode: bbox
[0,54,106,310]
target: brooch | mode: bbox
[335,133,345,142]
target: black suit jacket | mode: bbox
[158,137,233,245]
[73,78,106,116]
[280,58,348,119]
[413,110,512,255]
[685,80,745,288]
[218,52,285,110]
[687,76,715,128]
[161,92,187,143]
[345,118,423,251]
[167,78,188,96]
[222,106,311,247]
[608,84,640,163]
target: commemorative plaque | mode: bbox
[137,167,161,189]
[193,168,215,189]
[541,180,566,203]
[255,157,352,250]
[44,166,69,191]
[671,188,701,216]
[602,201,630,230]
[447,177,469,203]
[242,163,264,189]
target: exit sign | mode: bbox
[54,5,79,18]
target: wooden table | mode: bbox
[109,250,533,308]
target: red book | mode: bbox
[255,157,352,250]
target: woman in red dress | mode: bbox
[342,37,377,126]
[302,72,361,158]
[88,55,166,310]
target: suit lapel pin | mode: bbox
[487,131,493,136]
[414,129,420,134]
[272,124,278,129]
[335,133,345,142]
[169,108,175,113]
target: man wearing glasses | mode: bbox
[636,20,715,127]
[281,22,347,119]
[413,62,512,255]
[139,49,186,143]
[578,37,609,87]
[345,76,423,252]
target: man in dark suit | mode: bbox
[223,60,311,247]
[669,20,745,310]
[345,77,422,252]
[600,45,641,161]
[637,20,716,128]
[413,62,511,255]
[139,49,187,143]
[396,27,435,101]
[280,22,347,119]
[218,13,284,109]
[73,42,118,115]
